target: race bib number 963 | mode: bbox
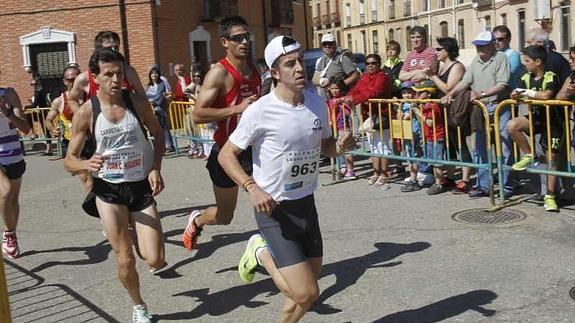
[282,148,320,193]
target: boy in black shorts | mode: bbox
[508,45,563,212]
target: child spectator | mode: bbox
[507,45,563,212]
[328,83,356,179]
[413,80,451,195]
[399,81,422,192]
[383,41,403,98]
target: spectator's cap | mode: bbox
[321,34,336,44]
[471,31,495,46]
[412,80,437,94]
[400,81,415,91]
[265,35,301,68]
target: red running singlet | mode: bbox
[212,58,261,147]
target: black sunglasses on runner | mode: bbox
[225,33,251,43]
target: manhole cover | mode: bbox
[570,287,575,301]
[452,208,527,224]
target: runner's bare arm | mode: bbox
[218,141,277,215]
[3,88,30,134]
[68,72,89,113]
[64,104,102,174]
[137,98,165,171]
[192,64,256,124]
[125,65,148,102]
[321,136,354,158]
[45,97,61,135]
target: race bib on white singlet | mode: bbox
[99,147,144,181]
[281,148,320,193]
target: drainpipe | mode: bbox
[262,0,269,44]
[119,0,130,64]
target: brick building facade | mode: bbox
[0,0,312,105]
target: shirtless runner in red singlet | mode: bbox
[182,16,261,251]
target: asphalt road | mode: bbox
[4,153,575,322]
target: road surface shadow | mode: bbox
[154,241,430,320]
[158,230,258,279]
[373,289,497,322]
[21,239,112,273]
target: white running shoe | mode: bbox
[2,231,20,259]
[133,303,152,323]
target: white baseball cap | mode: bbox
[321,33,336,44]
[264,35,301,68]
[471,31,494,46]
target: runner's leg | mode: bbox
[97,198,144,305]
[0,171,22,231]
[195,184,239,226]
[258,252,321,322]
[131,204,165,269]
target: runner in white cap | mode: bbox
[218,35,355,322]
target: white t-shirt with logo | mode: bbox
[229,89,332,201]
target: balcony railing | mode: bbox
[313,16,321,27]
[359,13,365,24]
[388,5,395,19]
[346,16,351,26]
[371,10,377,22]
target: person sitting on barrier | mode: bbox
[508,45,563,212]
[338,54,391,186]
[0,86,31,259]
[442,31,511,199]
[146,66,175,154]
[328,83,356,180]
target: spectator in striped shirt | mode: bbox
[399,26,438,84]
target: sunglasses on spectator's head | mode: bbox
[225,33,251,43]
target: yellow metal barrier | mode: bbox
[0,254,12,323]
[493,99,574,205]
[167,101,214,156]
[353,98,495,204]
[20,107,62,157]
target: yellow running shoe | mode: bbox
[238,234,266,283]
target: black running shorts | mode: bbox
[83,178,155,218]
[206,143,252,188]
[255,194,323,268]
[0,160,26,180]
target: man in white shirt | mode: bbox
[218,36,355,323]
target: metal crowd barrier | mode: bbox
[0,254,11,322]
[167,101,214,156]
[342,98,496,205]
[20,107,63,157]
[493,99,575,205]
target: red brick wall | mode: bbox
[0,1,155,103]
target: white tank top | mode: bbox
[93,106,153,183]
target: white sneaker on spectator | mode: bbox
[417,172,434,186]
